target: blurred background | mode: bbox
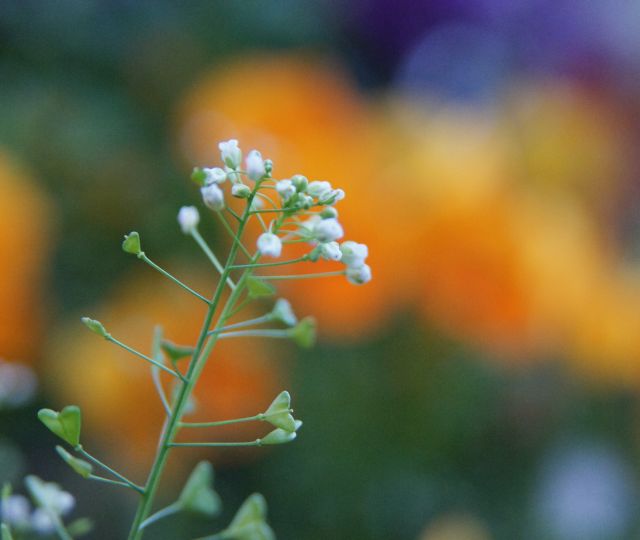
[2,1,640,539]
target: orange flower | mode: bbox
[43,267,285,470]
[0,150,53,364]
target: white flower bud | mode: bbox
[31,508,55,533]
[314,218,344,242]
[203,167,227,184]
[340,241,368,268]
[299,194,314,209]
[201,184,225,211]
[276,179,296,201]
[1,495,30,526]
[218,139,242,169]
[257,232,282,258]
[321,188,345,205]
[245,150,266,181]
[320,207,338,219]
[225,166,241,183]
[177,206,200,233]
[346,263,372,285]
[291,174,308,191]
[270,298,298,326]
[318,241,342,261]
[231,183,251,198]
[307,181,332,200]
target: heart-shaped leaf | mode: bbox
[246,276,275,299]
[290,317,316,348]
[259,421,302,446]
[263,391,296,432]
[161,340,195,363]
[56,446,92,479]
[178,461,221,517]
[38,406,82,447]
[122,231,142,256]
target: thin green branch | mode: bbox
[106,335,183,380]
[169,441,261,448]
[230,255,308,270]
[190,229,236,291]
[139,502,181,530]
[88,475,140,492]
[259,270,346,280]
[217,329,290,339]
[139,254,209,304]
[216,212,252,259]
[150,327,171,416]
[76,447,144,494]
[206,315,271,336]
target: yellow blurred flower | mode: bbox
[0,149,53,364]
[418,514,492,540]
[44,268,285,470]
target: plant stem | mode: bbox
[190,228,236,290]
[76,447,144,494]
[139,502,181,530]
[230,256,308,269]
[259,270,346,280]
[88,475,139,491]
[217,329,290,339]
[106,336,182,379]
[169,441,260,448]
[139,254,209,304]
[126,187,261,540]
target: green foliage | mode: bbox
[38,406,82,447]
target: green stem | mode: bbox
[139,254,209,304]
[259,270,346,280]
[190,228,236,290]
[180,415,260,428]
[150,327,171,415]
[77,447,144,494]
[169,441,260,448]
[216,212,252,259]
[139,502,182,530]
[126,185,262,540]
[88,475,139,492]
[107,336,182,379]
[206,315,271,336]
[218,329,290,339]
[230,256,308,269]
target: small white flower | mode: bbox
[318,241,342,261]
[257,232,282,258]
[37,484,75,516]
[320,207,338,219]
[314,218,344,243]
[231,183,251,198]
[203,167,227,184]
[200,184,225,211]
[177,206,200,233]
[225,166,241,183]
[307,181,333,200]
[270,299,298,327]
[340,241,368,268]
[299,193,314,209]
[291,174,308,191]
[1,495,31,526]
[323,188,345,204]
[218,139,242,169]
[245,150,266,181]
[346,263,372,285]
[31,508,55,533]
[276,179,296,201]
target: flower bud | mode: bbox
[320,188,345,205]
[1,495,30,527]
[340,241,368,268]
[298,193,314,210]
[262,390,297,432]
[25,476,75,516]
[264,159,273,176]
[178,461,221,517]
[259,426,299,446]
[201,184,225,211]
[122,231,142,256]
[256,233,282,258]
[314,218,344,242]
[231,183,251,199]
[291,174,308,191]
[346,263,372,285]
[177,206,200,233]
[275,179,296,202]
[56,446,92,479]
[190,167,207,186]
[307,180,332,200]
[269,299,297,327]
[203,167,227,185]
[318,241,342,262]
[290,317,316,348]
[319,207,338,219]
[81,317,110,338]
[218,139,242,169]
[245,150,266,181]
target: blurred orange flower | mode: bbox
[44,267,285,471]
[0,149,53,364]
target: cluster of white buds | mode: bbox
[182,139,371,285]
[2,478,76,536]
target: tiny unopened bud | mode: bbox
[81,317,109,338]
[276,179,296,202]
[346,263,372,285]
[264,159,273,176]
[291,317,316,348]
[291,174,308,192]
[270,299,298,327]
[203,167,227,185]
[314,218,344,242]
[1,495,30,527]
[201,184,225,211]
[299,193,314,210]
[320,207,338,219]
[307,181,332,200]
[320,188,345,205]
[246,150,266,181]
[122,231,142,256]
[178,206,200,233]
[218,139,242,169]
[340,241,368,268]
[231,183,251,199]
[257,233,282,258]
[319,241,342,261]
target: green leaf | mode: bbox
[66,518,94,537]
[259,421,301,446]
[263,391,296,432]
[246,276,276,299]
[161,340,195,363]
[56,446,92,479]
[38,405,82,446]
[122,231,142,255]
[1,524,14,540]
[1,483,11,500]
[290,317,316,348]
[221,493,275,540]
[80,317,110,338]
[178,461,221,517]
